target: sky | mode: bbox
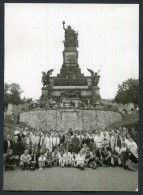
[5,3,139,100]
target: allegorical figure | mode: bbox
[87,69,100,86]
[62,21,78,48]
[41,69,54,87]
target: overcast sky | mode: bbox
[5,3,139,100]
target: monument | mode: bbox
[41,21,101,107]
[20,22,122,131]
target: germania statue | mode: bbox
[62,21,79,48]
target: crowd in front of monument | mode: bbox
[4,126,138,171]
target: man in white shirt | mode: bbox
[110,133,116,151]
[44,132,53,152]
[52,133,60,147]
[94,131,103,149]
[31,132,40,153]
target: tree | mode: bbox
[4,83,24,109]
[114,78,139,104]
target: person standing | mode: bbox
[12,136,20,166]
[4,134,13,154]
[94,131,103,149]
[44,132,53,152]
[25,133,31,152]
[52,133,60,150]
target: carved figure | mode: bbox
[42,69,54,86]
[62,21,78,47]
[87,69,100,86]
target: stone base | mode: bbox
[20,109,122,131]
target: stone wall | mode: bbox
[20,109,122,131]
[101,99,135,114]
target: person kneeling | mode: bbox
[20,149,32,170]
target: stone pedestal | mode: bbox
[63,47,78,65]
[92,86,101,102]
[41,87,49,102]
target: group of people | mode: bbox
[4,126,138,171]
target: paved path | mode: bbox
[3,167,138,191]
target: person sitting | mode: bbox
[52,147,60,166]
[126,151,138,171]
[111,147,121,167]
[96,148,106,166]
[5,149,15,170]
[38,149,46,171]
[85,148,95,168]
[63,149,72,167]
[71,151,77,167]
[59,150,65,167]
[20,149,32,170]
[103,147,111,167]
[120,142,128,169]
[44,149,53,168]
[76,150,85,170]
[90,149,98,169]
[80,143,88,156]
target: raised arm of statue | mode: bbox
[62,21,66,31]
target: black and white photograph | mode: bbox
[3,3,139,191]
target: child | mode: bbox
[20,149,32,170]
[76,150,85,170]
[38,149,46,171]
[5,149,15,170]
[63,149,72,167]
[59,150,65,167]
